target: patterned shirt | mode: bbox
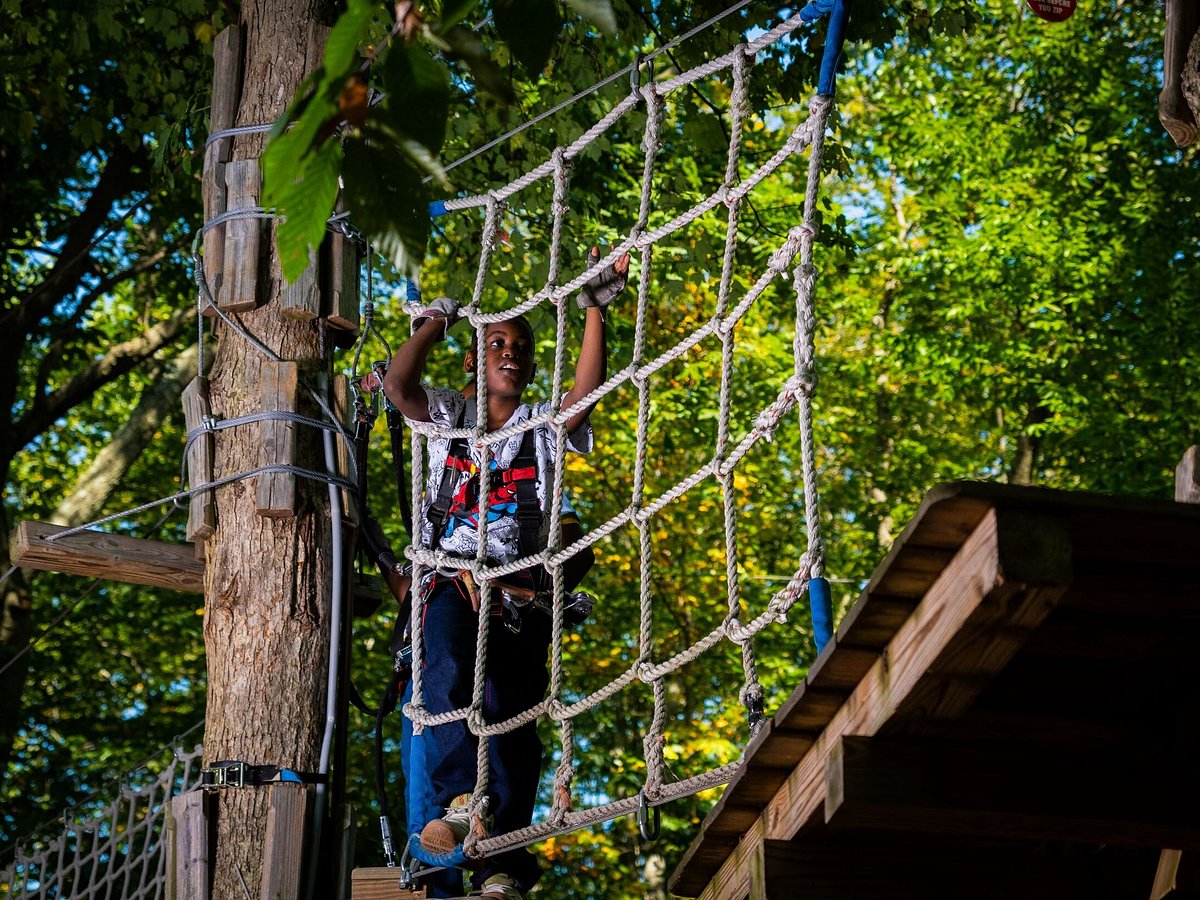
[418,386,593,566]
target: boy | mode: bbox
[383,248,629,899]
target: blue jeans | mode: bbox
[420,577,551,894]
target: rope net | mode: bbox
[402,10,833,859]
[0,743,204,900]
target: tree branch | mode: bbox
[14,308,192,450]
[51,343,202,528]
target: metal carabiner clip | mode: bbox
[636,789,661,843]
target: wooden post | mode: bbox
[1160,0,1200,147]
[1154,446,1200,898]
[218,158,264,312]
[165,792,211,900]
[282,251,321,321]
[257,360,300,517]
[181,377,217,542]
[202,26,244,312]
[259,785,313,900]
[324,198,360,335]
[1176,446,1199,504]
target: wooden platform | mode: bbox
[350,867,426,899]
[670,482,1200,899]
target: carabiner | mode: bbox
[636,790,661,843]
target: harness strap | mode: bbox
[427,407,542,560]
[427,407,469,546]
[513,427,540,559]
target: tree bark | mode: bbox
[202,2,339,896]
[1008,403,1050,487]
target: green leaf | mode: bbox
[343,139,430,276]
[436,0,478,33]
[442,25,516,103]
[268,139,342,283]
[324,0,376,75]
[494,0,562,76]
[380,42,451,152]
[562,0,616,34]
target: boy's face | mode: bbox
[471,319,535,399]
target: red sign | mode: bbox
[1026,0,1076,21]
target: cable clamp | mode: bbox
[200,760,326,788]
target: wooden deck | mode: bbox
[670,482,1200,899]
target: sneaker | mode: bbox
[478,873,523,899]
[419,793,474,855]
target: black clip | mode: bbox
[202,760,246,787]
[637,790,661,843]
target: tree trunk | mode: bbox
[202,2,339,896]
[1008,402,1051,487]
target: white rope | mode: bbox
[1,741,205,899]
[402,11,834,860]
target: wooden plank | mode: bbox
[12,521,204,592]
[349,868,426,900]
[181,376,216,542]
[281,250,320,320]
[201,25,244,314]
[165,792,210,900]
[746,836,1161,900]
[258,360,299,517]
[259,784,312,900]
[325,200,360,333]
[1179,445,1199,503]
[218,158,263,312]
[673,505,1073,899]
[825,734,1200,850]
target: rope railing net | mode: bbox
[0,743,205,899]
[402,11,833,859]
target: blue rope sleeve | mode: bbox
[809,576,834,653]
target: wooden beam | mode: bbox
[825,735,1200,850]
[218,158,263,312]
[181,376,216,542]
[165,791,212,900]
[281,250,320,321]
[325,197,360,333]
[11,521,204,592]
[1179,446,1200,504]
[680,506,1072,900]
[201,25,244,313]
[349,868,427,900]
[259,785,312,900]
[750,835,1161,900]
[258,360,299,517]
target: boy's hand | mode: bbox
[410,296,461,340]
[579,246,630,308]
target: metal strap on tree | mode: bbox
[403,0,846,861]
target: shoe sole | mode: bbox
[419,819,461,855]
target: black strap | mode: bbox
[386,406,413,538]
[427,407,469,547]
[200,760,327,788]
[513,427,540,558]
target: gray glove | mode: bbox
[578,247,628,309]
[410,296,461,340]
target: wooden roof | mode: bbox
[671,481,1200,899]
